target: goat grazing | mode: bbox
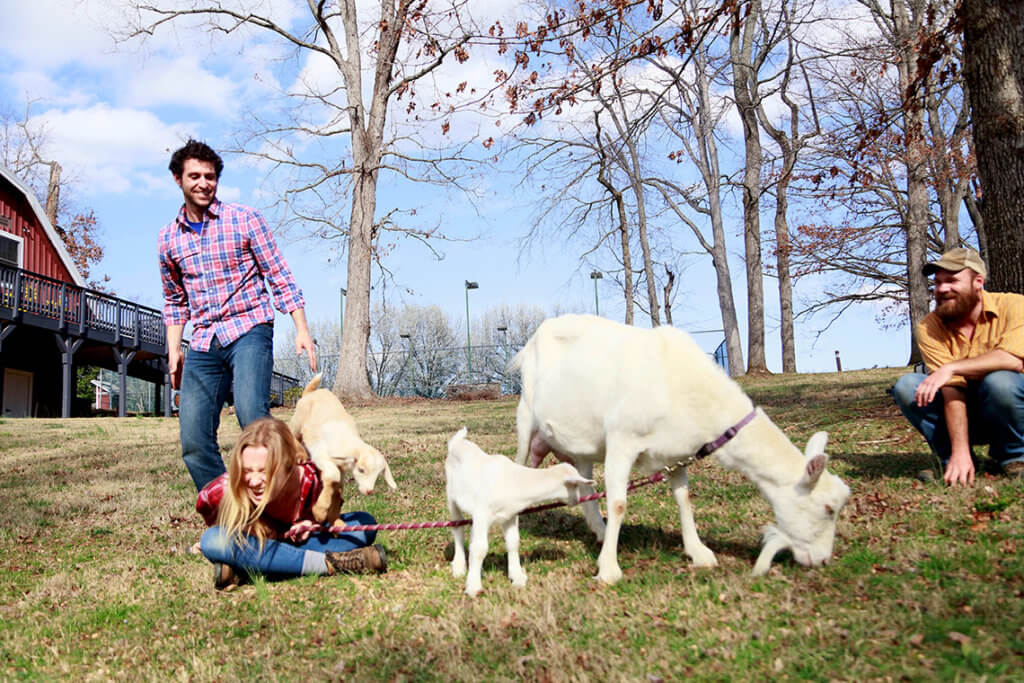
[512,314,850,584]
[446,427,594,597]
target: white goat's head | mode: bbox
[753,432,850,575]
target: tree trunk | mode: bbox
[894,0,932,365]
[335,138,379,400]
[730,0,768,374]
[695,46,744,375]
[46,161,61,227]
[773,175,797,373]
[595,124,635,325]
[962,0,1024,293]
[663,266,675,326]
[618,207,635,325]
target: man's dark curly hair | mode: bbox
[168,139,224,179]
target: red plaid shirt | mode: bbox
[196,461,328,529]
[158,199,305,352]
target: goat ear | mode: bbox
[802,454,827,489]
[337,450,358,468]
[804,431,829,459]
[383,459,398,489]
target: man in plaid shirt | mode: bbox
[159,139,317,491]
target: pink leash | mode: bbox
[322,408,756,535]
[323,472,667,534]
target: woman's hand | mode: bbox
[284,519,319,543]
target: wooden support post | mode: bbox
[834,350,843,373]
[55,334,84,418]
[163,358,173,418]
[112,347,137,417]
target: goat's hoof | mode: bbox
[464,584,482,598]
[595,568,622,585]
[510,575,527,588]
[689,549,718,568]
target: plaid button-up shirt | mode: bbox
[196,461,328,530]
[158,199,305,352]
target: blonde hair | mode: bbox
[217,417,303,548]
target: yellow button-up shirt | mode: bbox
[916,291,1024,387]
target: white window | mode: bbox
[0,231,21,269]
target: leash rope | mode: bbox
[318,406,757,536]
[322,471,668,534]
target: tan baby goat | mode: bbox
[445,427,594,597]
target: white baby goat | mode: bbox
[445,427,594,597]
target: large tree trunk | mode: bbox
[333,0,408,399]
[962,0,1024,293]
[730,0,768,374]
[894,0,932,365]
[336,151,378,400]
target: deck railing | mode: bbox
[1,262,301,407]
[0,263,165,349]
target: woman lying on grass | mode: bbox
[196,417,387,590]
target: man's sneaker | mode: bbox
[325,545,388,575]
[1003,461,1024,479]
[213,562,244,591]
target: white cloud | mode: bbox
[30,104,194,194]
[120,55,240,116]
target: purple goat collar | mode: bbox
[694,407,758,460]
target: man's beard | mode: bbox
[935,288,980,324]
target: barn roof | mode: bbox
[0,162,87,287]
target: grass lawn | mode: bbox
[1,367,1021,680]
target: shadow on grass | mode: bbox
[517,508,764,565]
[836,450,935,481]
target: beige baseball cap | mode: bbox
[922,247,987,278]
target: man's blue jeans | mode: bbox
[200,511,378,577]
[892,370,1024,466]
[179,323,274,491]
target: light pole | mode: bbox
[465,280,478,381]
[497,325,508,394]
[398,332,411,396]
[339,287,347,340]
[590,271,603,315]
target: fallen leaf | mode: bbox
[948,631,971,645]
[773,658,784,672]
[909,633,924,646]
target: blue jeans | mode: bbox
[180,323,274,491]
[892,371,1024,466]
[200,511,378,578]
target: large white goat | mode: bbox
[446,427,594,597]
[512,314,850,584]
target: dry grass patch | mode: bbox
[1,368,1022,680]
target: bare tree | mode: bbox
[729,0,770,374]
[962,0,1024,293]
[1,103,108,288]
[122,0,480,399]
[643,32,745,376]
[754,0,822,374]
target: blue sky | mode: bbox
[0,0,912,373]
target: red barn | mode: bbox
[0,166,85,285]
[1,163,171,418]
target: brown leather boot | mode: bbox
[325,545,388,575]
[213,562,244,591]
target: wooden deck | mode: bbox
[1,264,300,417]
